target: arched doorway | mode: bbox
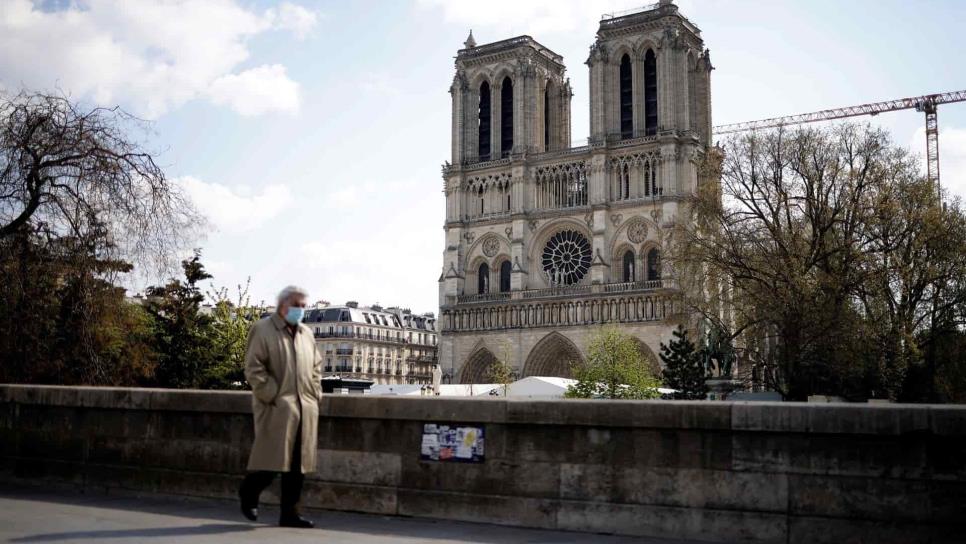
[629,336,661,376]
[523,332,585,378]
[459,347,499,384]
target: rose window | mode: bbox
[541,230,592,285]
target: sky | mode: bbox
[2,0,964,313]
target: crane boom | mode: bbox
[712,90,966,135]
[712,89,966,197]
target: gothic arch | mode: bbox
[608,216,659,260]
[608,41,637,65]
[629,336,661,376]
[468,70,494,91]
[523,332,585,378]
[635,40,660,59]
[612,242,637,282]
[460,347,499,384]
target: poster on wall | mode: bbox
[420,423,485,463]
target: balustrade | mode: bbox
[443,288,679,333]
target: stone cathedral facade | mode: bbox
[438,0,713,383]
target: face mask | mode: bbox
[284,307,305,325]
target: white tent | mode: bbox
[367,384,425,396]
[436,384,500,397]
[504,376,576,398]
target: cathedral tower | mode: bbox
[438,1,712,384]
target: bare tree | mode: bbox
[0,90,202,275]
[670,124,966,400]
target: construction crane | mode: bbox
[713,90,966,196]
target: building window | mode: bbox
[623,164,630,199]
[644,49,657,135]
[478,262,489,294]
[500,76,513,157]
[544,83,551,151]
[619,53,633,140]
[499,260,511,293]
[622,250,635,282]
[647,248,661,281]
[478,82,491,160]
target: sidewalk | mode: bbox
[0,486,700,544]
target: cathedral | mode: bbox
[438,0,713,383]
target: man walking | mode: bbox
[239,286,322,528]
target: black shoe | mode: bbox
[279,513,314,528]
[238,488,258,521]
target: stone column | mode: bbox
[588,150,608,205]
[633,53,645,138]
[465,86,480,162]
[491,82,501,160]
[587,44,606,143]
[450,73,464,164]
[561,81,573,148]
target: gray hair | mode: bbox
[276,285,309,306]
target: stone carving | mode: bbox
[464,231,476,243]
[584,213,594,228]
[610,213,623,226]
[482,236,500,257]
[505,226,512,238]
[627,219,648,243]
[528,219,539,231]
[650,209,663,221]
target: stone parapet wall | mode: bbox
[1,385,964,543]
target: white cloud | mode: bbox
[177,176,294,233]
[417,0,697,36]
[0,0,318,117]
[208,64,300,116]
[909,126,966,202]
[267,2,319,39]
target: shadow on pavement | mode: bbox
[10,523,254,542]
[1,484,677,543]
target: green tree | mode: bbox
[0,230,157,385]
[202,279,262,389]
[565,327,661,400]
[660,325,708,400]
[143,251,215,389]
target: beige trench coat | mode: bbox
[244,313,322,473]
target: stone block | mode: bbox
[929,435,966,480]
[560,464,787,512]
[506,398,732,430]
[397,488,558,529]
[787,516,952,544]
[399,455,559,498]
[302,481,397,516]
[788,474,931,522]
[12,457,87,486]
[555,500,786,543]
[322,395,508,424]
[732,402,931,435]
[147,389,250,414]
[155,468,239,499]
[930,406,966,436]
[313,449,401,487]
[734,432,931,479]
[317,417,420,454]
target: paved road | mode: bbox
[0,486,699,544]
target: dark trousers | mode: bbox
[241,425,304,515]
